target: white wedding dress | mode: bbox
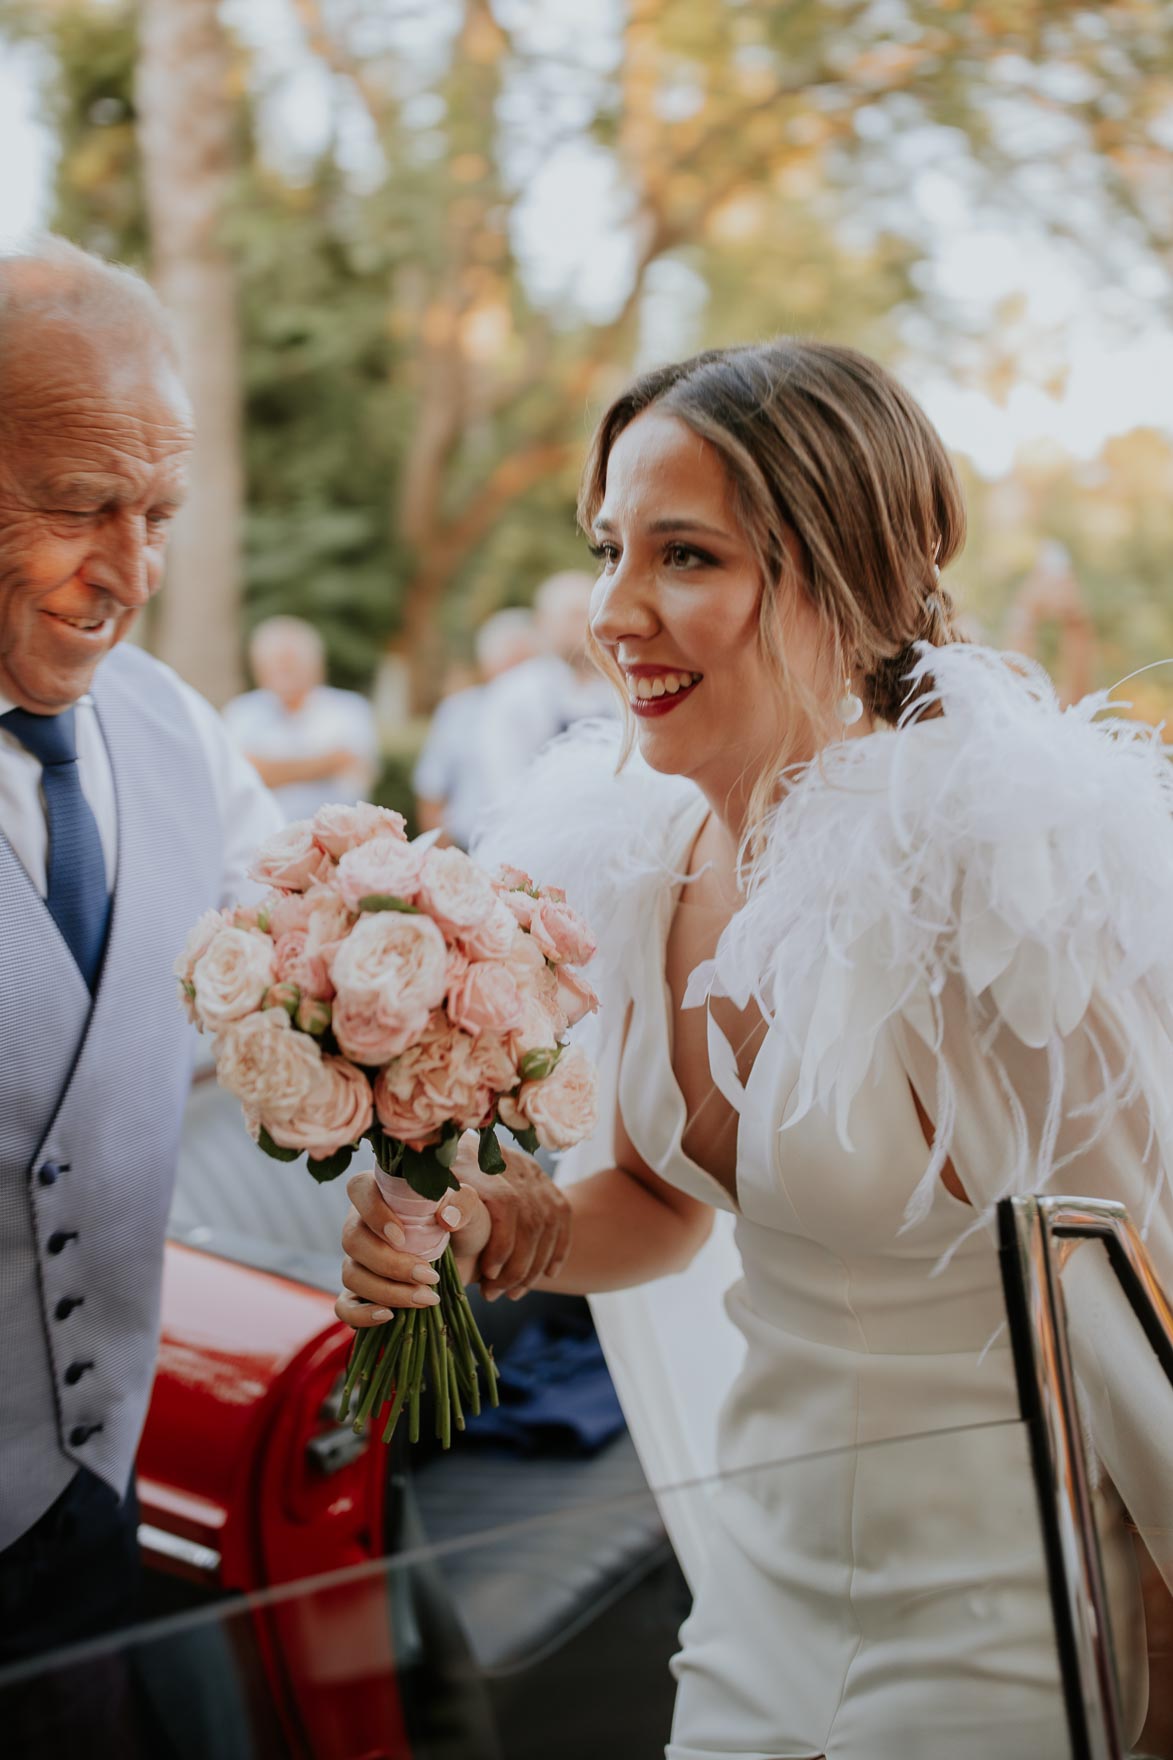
[478,644,1173,1760]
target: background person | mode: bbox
[223,614,379,821]
[474,571,618,818]
[414,605,539,847]
[0,238,280,1719]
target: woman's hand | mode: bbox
[334,1165,490,1330]
[333,1133,572,1329]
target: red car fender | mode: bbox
[139,1242,411,1760]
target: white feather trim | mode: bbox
[695,642,1173,1230]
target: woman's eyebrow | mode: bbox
[593,514,731,538]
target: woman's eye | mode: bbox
[589,541,619,569]
[665,542,713,570]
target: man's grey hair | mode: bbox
[0,235,179,375]
[249,615,326,669]
[475,606,536,673]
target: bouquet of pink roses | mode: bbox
[176,801,600,1447]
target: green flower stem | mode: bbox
[340,1239,502,1447]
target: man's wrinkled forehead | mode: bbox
[0,314,193,454]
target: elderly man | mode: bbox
[0,239,281,1678]
[223,613,379,821]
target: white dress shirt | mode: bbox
[221,685,379,824]
[0,662,283,906]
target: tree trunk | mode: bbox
[137,0,242,705]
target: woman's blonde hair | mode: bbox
[578,339,967,849]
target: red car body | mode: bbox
[138,1241,410,1760]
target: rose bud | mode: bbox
[263,980,301,1018]
[296,996,333,1037]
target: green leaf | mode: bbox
[477,1127,506,1174]
[518,1045,561,1082]
[257,1125,300,1163]
[398,1144,461,1201]
[356,894,421,914]
[306,1145,355,1183]
[510,1124,540,1156]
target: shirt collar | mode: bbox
[0,688,94,718]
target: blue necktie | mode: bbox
[1,705,112,991]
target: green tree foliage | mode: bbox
[4,0,1172,708]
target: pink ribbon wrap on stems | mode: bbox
[373,1168,450,1264]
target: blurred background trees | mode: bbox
[1,0,1171,714]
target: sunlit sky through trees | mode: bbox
[2,0,1171,481]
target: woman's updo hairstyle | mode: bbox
[579,339,967,732]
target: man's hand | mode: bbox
[449,1131,572,1301]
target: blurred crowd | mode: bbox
[223,571,618,844]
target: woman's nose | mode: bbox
[589,558,658,646]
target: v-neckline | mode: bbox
[655,799,748,1216]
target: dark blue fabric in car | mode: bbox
[463,1313,625,1455]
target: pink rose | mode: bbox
[332,991,422,1066]
[175,908,226,1023]
[513,1045,599,1151]
[528,897,596,967]
[335,835,425,912]
[469,1030,517,1094]
[507,993,563,1064]
[417,847,496,937]
[374,1014,496,1147]
[447,961,525,1037]
[174,909,225,1019]
[215,1008,323,1118]
[332,910,448,1006]
[312,801,407,860]
[461,897,521,959]
[192,926,275,1032]
[499,889,536,929]
[556,965,600,1028]
[445,945,470,997]
[502,926,546,985]
[263,1056,374,1159]
[272,928,335,1002]
[266,889,313,937]
[495,865,534,892]
[304,883,354,948]
[250,821,334,893]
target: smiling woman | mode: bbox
[340,338,1173,1758]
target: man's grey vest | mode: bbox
[0,645,223,1548]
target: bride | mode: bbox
[336,339,1173,1758]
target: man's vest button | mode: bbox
[69,1424,103,1447]
[64,1360,94,1386]
[38,1163,61,1187]
[47,1230,79,1255]
[55,1296,83,1320]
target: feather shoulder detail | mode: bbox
[690,642,1173,1222]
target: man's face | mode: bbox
[0,319,193,712]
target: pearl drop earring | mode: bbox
[835,675,863,726]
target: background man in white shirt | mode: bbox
[0,237,281,1707]
[414,605,539,847]
[223,614,379,821]
[473,571,618,820]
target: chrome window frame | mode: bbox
[998,1195,1173,1760]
